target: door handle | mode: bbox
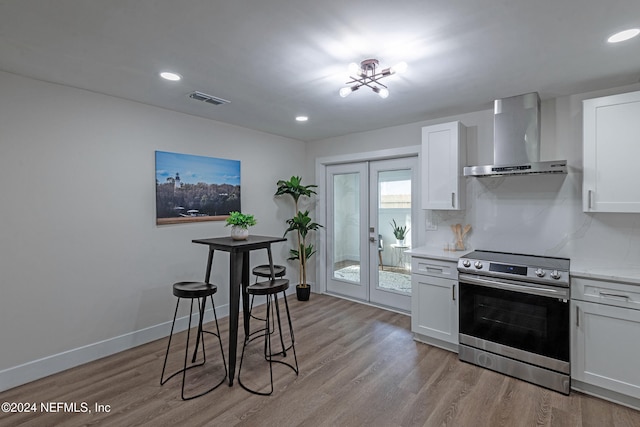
[369,237,376,242]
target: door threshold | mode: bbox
[323,292,411,316]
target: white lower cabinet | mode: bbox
[571,277,640,406]
[411,257,458,352]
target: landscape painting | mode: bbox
[155,151,241,225]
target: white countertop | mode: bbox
[571,259,640,286]
[406,248,640,286]
[405,245,472,262]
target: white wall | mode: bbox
[3,67,640,390]
[308,84,640,268]
[0,71,307,386]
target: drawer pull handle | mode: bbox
[426,267,444,273]
[599,291,630,300]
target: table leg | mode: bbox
[193,248,215,360]
[228,251,243,386]
[205,248,214,284]
[242,251,250,336]
[191,297,206,363]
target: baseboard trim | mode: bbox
[412,333,459,354]
[571,379,640,411]
[0,303,229,393]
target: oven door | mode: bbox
[459,273,570,366]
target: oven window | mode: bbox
[459,283,569,362]
[475,295,548,341]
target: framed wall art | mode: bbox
[155,150,241,225]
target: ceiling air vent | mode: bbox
[188,91,230,106]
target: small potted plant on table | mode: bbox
[225,211,257,240]
[390,219,409,246]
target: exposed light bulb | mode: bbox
[607,28,640,43]
[373,87,389,99]
[390,61,408,74]
[339,86,354,98]
[347,62,361,75]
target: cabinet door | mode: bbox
[583,91,640,212]
[572,300,640,398]
[411,274,458,345]
[421,121,466,210]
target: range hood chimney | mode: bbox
[464,92,567,177]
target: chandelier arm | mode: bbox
[340,58,401,97]
[345,76,366,85]
[360,80,388,90]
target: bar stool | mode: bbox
[249,264,286,322]
[238,278,299,395]
[160,281,227,400]
[252,264,286,282]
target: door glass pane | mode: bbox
[332,173,361,283]
[377,170,412,294]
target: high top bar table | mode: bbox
[192,235,286,386]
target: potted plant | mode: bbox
[390,219,409,245]
[225,211,257,240]
[275,176,322,301]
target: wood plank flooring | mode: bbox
[1,294,639,426]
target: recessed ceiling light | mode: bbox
[159,71,182,81]
[295,116,309,122]
[607,28,640,43]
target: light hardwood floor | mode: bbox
[1,294,639,426]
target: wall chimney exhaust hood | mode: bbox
[464,92,567,177]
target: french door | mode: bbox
[325,157,417,312]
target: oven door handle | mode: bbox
[458,273,570,299]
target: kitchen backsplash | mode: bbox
[425,88,640,267]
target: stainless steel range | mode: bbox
[457,250,571,394]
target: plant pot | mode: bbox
[396,238,405,246]
[296,284,311,301]
[230,225,249,240]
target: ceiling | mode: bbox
[1,1,639,142]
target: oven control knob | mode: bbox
[462,259,471,268]
[550,270,561,280]
[535,268,545,278]
[474,261,483,270]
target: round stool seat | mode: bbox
[252,264,286,278]
[247,279,289,296]
[172,281,217,299]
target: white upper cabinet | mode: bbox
[583,90,640,213]
[421,121,467,210]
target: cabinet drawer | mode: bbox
[412,257,457,279]
[572,277,640,310]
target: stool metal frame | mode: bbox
[249,264,286,326]
[238,278,298,395]
[160,281,227,400]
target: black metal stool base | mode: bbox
[238,279,298,396]
[160,282,228,400]
[250,264,287,322]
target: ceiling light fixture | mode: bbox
[159,71,182,81]
[607,28,640,43]
[295,116,309,122]
[339,59,407,99]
